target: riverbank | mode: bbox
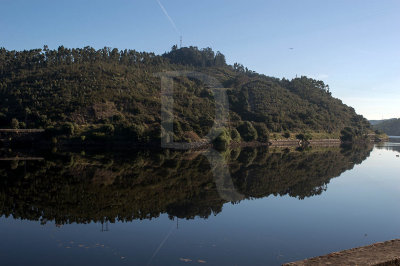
[284,239,400,266]
[0,128,387,150]
[0,137,383,151]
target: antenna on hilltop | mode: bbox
[155,0,182,49]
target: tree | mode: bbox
[101,124,115,136]
[296,133,312,141]
[214,51,226,66]
[230,128,241,141]
[11,118,19,129]
[283,132,290,138]
[61,122,75,137]
[340,127,355,142]
[254,123,269,142]
[237,122,258,141]
[213,128,231,150]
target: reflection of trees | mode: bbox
[0,144,373,224]
[232,145,373,199]
[375,141,400,153]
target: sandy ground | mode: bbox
[284,239,400,266]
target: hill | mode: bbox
[369,120,386,126]
[0,46,372,146]
[369,119,394,126]
[373,118,400,136]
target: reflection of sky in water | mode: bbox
[1,144,400,266]
[375,138,400,153]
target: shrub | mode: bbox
[112,114,124,123]
[11,118,19,129]
[19,122,26,129]
[101,124,115,136]
[115,123,145,141]
[305,133,312,141]
[213,128,231,150]
[296,133,305,140]
[44,126,58,138]
[88,132,110,141]
[230,128,241,141]
[173,120,182,136]
[237,122,258,141]
[61,122,75,136]
[254,123,269,142]
[296,133,311,141]
[340,127,355,142]
[283,132,290,138]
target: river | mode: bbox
[0,139,399,265]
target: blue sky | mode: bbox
[1,0,399,119]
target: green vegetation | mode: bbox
[296,133,312,141]
[213,128,232,150]
[373,118,400,136]
[339,126,374,143]
[237,121,258,141]
[0,46,372,146]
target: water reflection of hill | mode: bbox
[375,138,400,153]
[0,145,372,224]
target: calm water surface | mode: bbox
[1,140,400,265]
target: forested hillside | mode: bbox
[0,46,372,145]
[373,118,400,136]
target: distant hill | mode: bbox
[369,119,394,126]
[370,120,386,126]
[0,46,372,144]
[373,118,400,136]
